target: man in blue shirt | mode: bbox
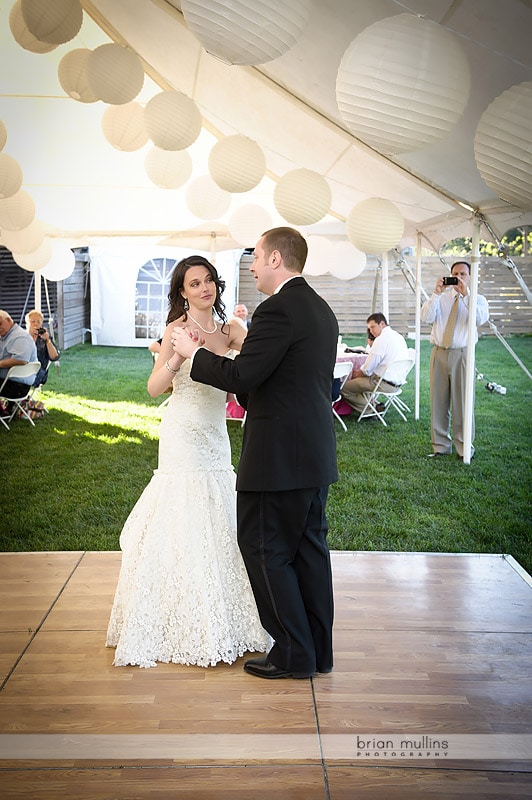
[0,310,37,414]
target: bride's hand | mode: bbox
[172,326,204,357]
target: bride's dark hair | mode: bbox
[166,255,227,325]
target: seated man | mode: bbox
[341,312,408,413]
[0,309,38,415]
[229,303,250,330]
[25,309,60,388]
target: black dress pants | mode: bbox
[237,486,334,674]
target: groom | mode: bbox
[172,227,339,678]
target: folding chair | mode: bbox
[0,362,41,430]
[357,350,416,427]
[332,360,353,432]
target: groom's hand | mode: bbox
[172,326,203,358]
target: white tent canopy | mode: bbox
[1,0,531,252]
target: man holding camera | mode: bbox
[25,309,60,388]
[421,261,489,460]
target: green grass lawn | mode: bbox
[1,337,531,574]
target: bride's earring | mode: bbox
[183,298,189,310]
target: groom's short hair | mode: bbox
[261,227,308,273]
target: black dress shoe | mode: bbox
[243,658,314,679]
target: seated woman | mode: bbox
[25,310,60,388]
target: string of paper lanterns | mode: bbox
[0,189,36,231]
[186,175,231,220]
[228,204,272,247]
[86,43,145,105]
[336,13,470,155]
[0,153,23,199]
[474,81,532,212]
[181,0,312,66]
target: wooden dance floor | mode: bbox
[0,550,531,799]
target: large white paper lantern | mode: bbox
[40,242,75,281]
[21,0,82,45]
[336,13,470,155]
[304,235,331,276]
[0,189,35,231]
[474,82,532,211]
[329,241,366,280]
[2,219,45,254]
[0,154,23,199]
[13,237,52,271]
[58,48,98,103]
[209,135,266,192]
[0,121,6,151]
[274,168,331,225]
[9,1,58,53]
[102,103,149,152]
[144,90,202,151]
[186,175,231,219]
[86,43,144,106]
[228,204,272,246]
[144,147,193,189]
[347,198,404,255]
[181,0,312,66]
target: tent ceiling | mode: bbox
[1,0,531,253]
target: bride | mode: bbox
[106,255,270,668]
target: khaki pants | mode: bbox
[429,346,475,457]
[341,374,398,413]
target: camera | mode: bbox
[37,327,46,335]
[442,276,458,286]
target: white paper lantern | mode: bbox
[102,102,149,152]
[9,1,58,54]
[13,237,52,271]
[21,0,82,45]
[0,154,23,199]
[40,241,75,281]
[181,0,312,66]
[209,136,266,192]
[304,235,331,276]
[336,13,470,155]
[274,168,331,225]
[0,121,6,151]
[58,48,98,103]
[228,204,272,246]
[2,218,45,254]
[474,82,532,211]
[144,90,202,151]
[329,241,366,280]
[86,43,144,106]
[144,147,193,189]
[0,189,35,231]
[347,198,404,255]
[186,175,231,220]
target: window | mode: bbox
[135,257,177,340]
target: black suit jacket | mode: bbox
[191,276,339,492]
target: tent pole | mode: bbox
[34,270,42,313]
[414,232,422,420]
[382,251,389,321]
[463,217,481,465]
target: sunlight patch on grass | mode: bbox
[41,392,161,438]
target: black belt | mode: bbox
[381,379,400,388]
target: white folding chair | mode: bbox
[357,350,416,427]
[0,362,41,430]
[332,361,353,433]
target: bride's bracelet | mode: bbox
[164,360,179,374]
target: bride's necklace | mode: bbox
[186,311,218,334]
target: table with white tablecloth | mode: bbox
[334,351,368,416]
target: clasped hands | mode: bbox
[171,326,205,359]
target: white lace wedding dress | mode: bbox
[106,359,270,668]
